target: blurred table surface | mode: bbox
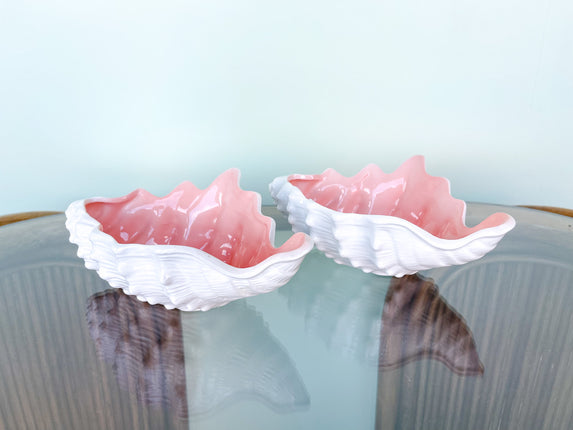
[0,204,572,430]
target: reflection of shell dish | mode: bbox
[270,156,516,277]
[182,299,310,416]
[86,289,309,418]
[279,251,388,364]
[280,252,482,376]
[66,169,313,311]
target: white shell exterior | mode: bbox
[65,199,314,311]
[269,176,516,277]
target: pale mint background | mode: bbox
[1,0,572,215]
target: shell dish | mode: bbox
[269,156,516,277]
[66,169,314,311]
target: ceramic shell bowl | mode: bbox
[269,156,516,277]
[66,169,314,311]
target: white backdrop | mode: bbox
[1,0,572,215]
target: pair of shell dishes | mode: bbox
[65,156,516,312]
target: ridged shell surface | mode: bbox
[66,169,314,311]
[269,156,515,277]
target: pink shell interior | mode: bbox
[288,156,512,240]
[85,169,307,268]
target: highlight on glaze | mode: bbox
[270,156,516,277]
[288,156,509,240]
[85,169,306,268]
[66,169,314,311]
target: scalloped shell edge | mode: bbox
[269,175,515,277]
[65,198,314,311]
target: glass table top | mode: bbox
[0,204,572,430]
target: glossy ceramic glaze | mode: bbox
[270,156,516,277]
[66,169,314,311]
